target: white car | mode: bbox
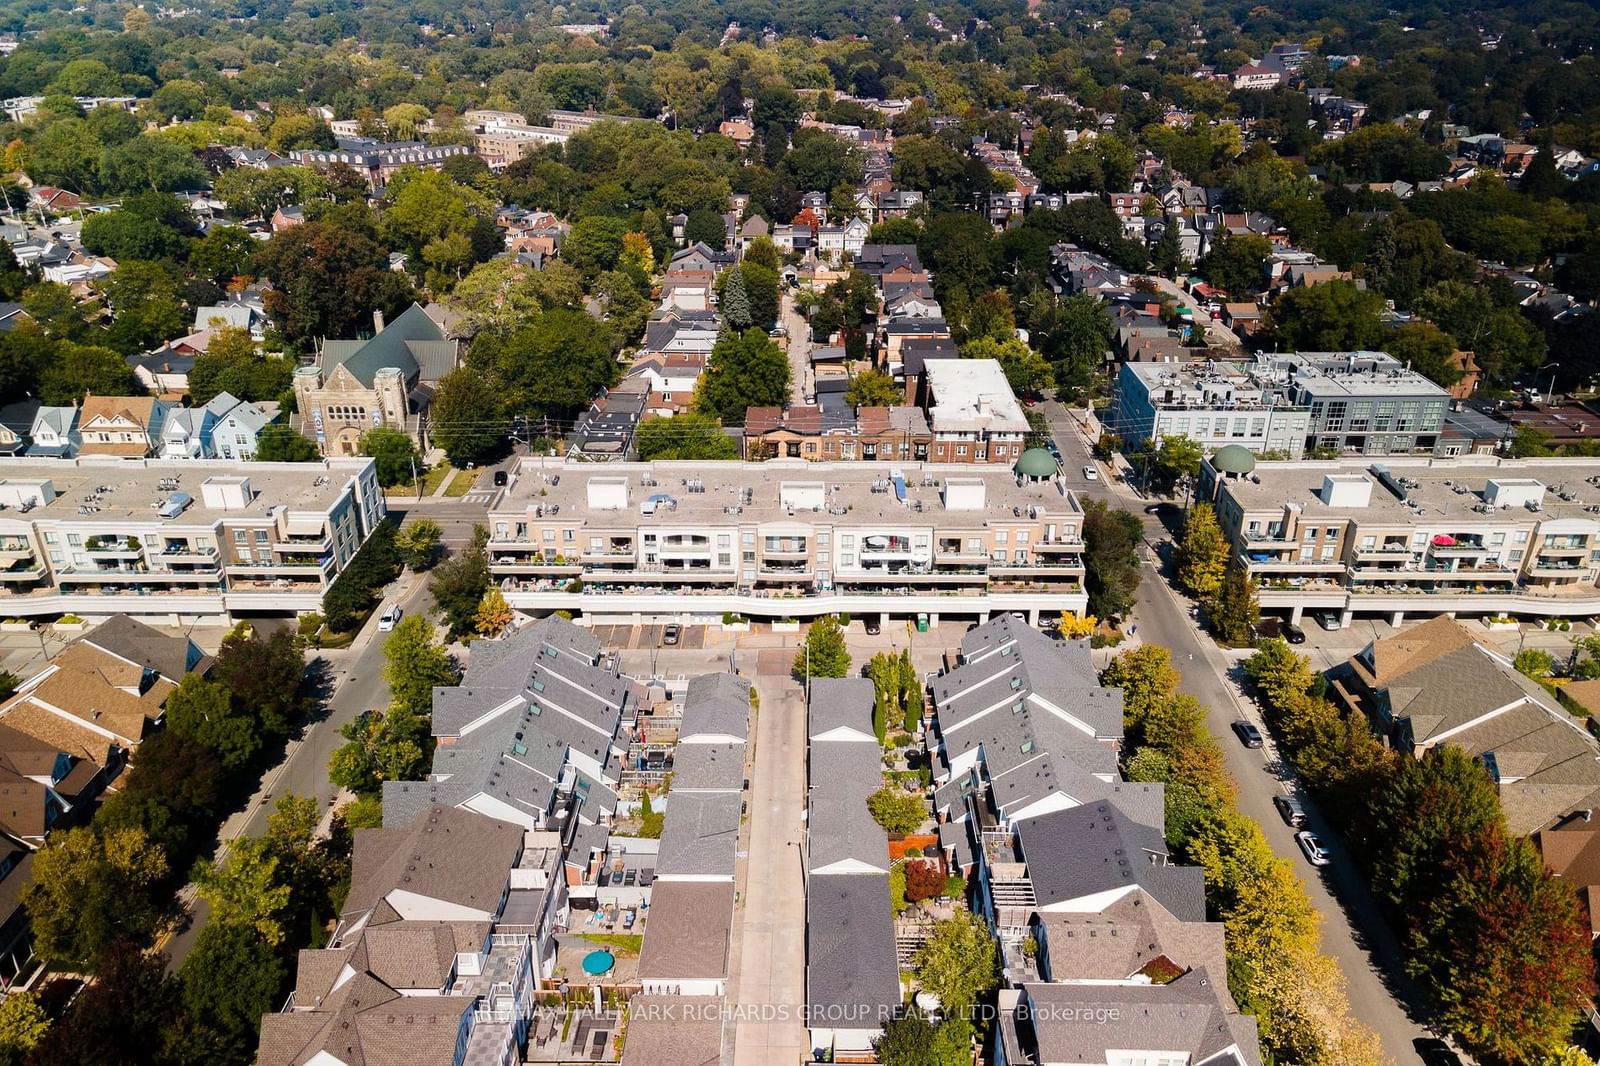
[1082,465,1099,481]
[1295,830,1331,867]
[377,603,403,631]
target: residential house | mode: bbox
[0,401,39,457]
[22,408,78,458]
[77,395,167,458]
[743,404,933,462]
[209,395,276,460]
[1327,617,1600,834]
[919,359,1030,464]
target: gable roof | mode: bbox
[344,805,522,922]
[680,673,750,742]
[1014,803,1206,920]
[1017,969,1259,1066]
[79,615,207,680]
[805,872,901,1023]
[322,303,451,387]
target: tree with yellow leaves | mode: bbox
[474,585,513,638]
[1058,611,1097,639]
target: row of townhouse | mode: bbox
[0,390,278,457]
[927,617,1263,1066]
[0,456,384,624]
[267,617,751,1065]
[1199,451,1600,627]
[804,678,901,1061]
[483,459,1088,626]
[0,616,205,988]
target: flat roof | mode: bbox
[0,457,369,526]
[495,460,1083,528]
[923,360,1029,433]
[1216,456,1600,524]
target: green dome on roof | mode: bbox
[1211,444,1257,475]
[1016,448,1059,478]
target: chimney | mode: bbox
[373,309,386,333]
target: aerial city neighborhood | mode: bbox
[0,0,1593,1065]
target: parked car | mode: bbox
[493,469,508,486]
[1314,611,1343,631]
[1273,794,1307,827]
[1082,465,1099,481]
[1231,720,1264,748]
[377,603,402,631]
[1413,1039,1464,1066]
[864,619,881,635]
[1282,622,1307,645]
[662,623,681,646]
[1295,830,1331,866]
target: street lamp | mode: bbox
[1541,363,1562,405]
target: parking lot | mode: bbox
[588,623,709,650]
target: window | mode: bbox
[563,529,574,543]
[255,530,269,545]
[955,445,967,457]
[717,535,730,548]
[1510,549,1524,563]
[1515,531,1529,545]
[817,533,830,546]
[1016,531,1029,543]
[742,532,755,545]
[996,530,1008,543]
[67,534,80,547]
[841,553,855,566]
[589,537,602,549]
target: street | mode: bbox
[161,571,436,968]
[1045,401,1431,1066]
[780,289,811,405]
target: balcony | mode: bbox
[160,544,217,564]
[83,538,143,559]
[0,565,45,583]
[1352,544,1411,560]
[1428,541,1489,555]
[1526,559,1589,578]
[762,539,809,556]
[0,540,35,561]
[1536,543,1590,557]
[580,545,636,561]
[274,535,330,553]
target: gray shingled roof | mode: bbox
[681,672,750,742]
[805,872,902,1022]
[656,792,742,878]
[1018,969,1260,1066]
[808,677,877,739]
[670,742,746,792]
[637,881,734,981]
[1014,803,1206,921]
[322,302,452,387]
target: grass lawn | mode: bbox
[576,933,644,957]
[384,464,450,499]
[444,469,479,497]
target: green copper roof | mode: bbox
[1016,448,1059,478]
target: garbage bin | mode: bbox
[915,613,929,633]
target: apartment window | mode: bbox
[42,532,56,545]
[1510,549,1524,563]
[1321,545,1336,560]
[817,533,830,546]
[717,535,730,548]
[48,551,61,565]
[817,551,830,564]
[1490,533,1505,547]
[543,529,555,542]
[739,552,751,563]
[841,553,855,566]
[742,532,755,545]
[841,535,854,548]
[955,445,967,457]
[1325,527,1339,540]
[1300,546,1313,561]
[589,537,603,549]
[1515,531,1529,545]
[1193,418,1208,435]
[1361,536,1375,549]
[67,533,80,547]
[563,529,574,543]
[1302,529,1315,543]
[995,531,1008,543]
[255,530,269,545]
[967,538,982,553]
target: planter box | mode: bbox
[0,621,29,633]
[1485,620,1520,632]
[771,621,800,633]
[721,622,750,632]
[53,622,86,633]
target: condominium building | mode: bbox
[291,137,473,188]
[0,456,385,623]
[486,459,1088,625]
[1199,448,1600,626]
[1259,351,1450,456]
[1111,360,1309,458]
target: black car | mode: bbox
[493,469,508,487]
[1282,622,1307,644]
[1414,1039,1464,1066]
[1231,720,1264,748]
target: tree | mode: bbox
[253,424,320,462]
[1142,434,1204,496]
[396,519,444,570]
[430,527,490,640]
[1267,280,1385,353]
[1104,644,1181,739]
[866,786,925,835]
[719,266,752,331]
[165,674,259,770]
[38,341,140,405]
[25,942,178,1065]
[1369,747,1505,913]
[1388,322,1465,389]
[876,1012,973,1066]
[430,367,506,467]
[382,614,459,716]
[211,626,306,743]
[175,921,287,1065]
[1176,503,1230,602]
[1514,647,1555,680]
[845,370,901,409]
[475,586,513,638]
[1058,611,1097,639]
[1411,824,1595,1065]
[360,427,422,487]
[194,837,291,944]
[327,705,430,795]
[696,329,790,425]
[633,414,738,460]
[187,328,294,406]
[98,133,207,193]
[0,990,48,1066]
[96,261,192,354]
[469,308,618,421]
[254,221,413,350]
[1031,292,1112,398]
[794,616,850,679]
[960,335,1053,395]
[24,826,169,972]
[1082,499,1143,619]
[1211,561,1260,646]
[1199,231,1272,297]
[913,911,998,1009]
[904,859,946,903]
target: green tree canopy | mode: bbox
[633,413,738,460]
[696,328,790,425]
